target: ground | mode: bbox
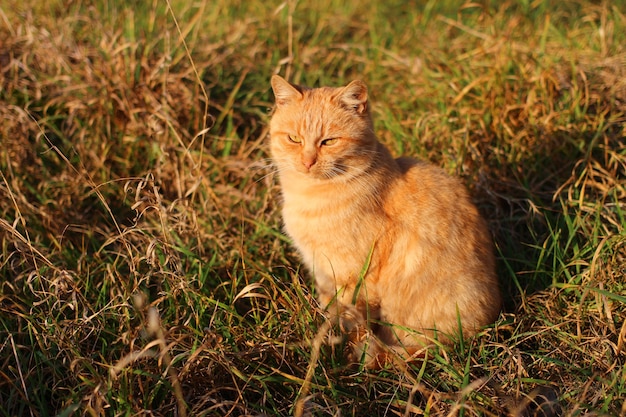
[0,0,625,415]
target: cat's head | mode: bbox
[269,75,378,182]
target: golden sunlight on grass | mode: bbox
[1,0,625,415]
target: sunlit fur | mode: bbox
[269,75,501,365]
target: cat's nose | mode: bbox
[301,155,317,170]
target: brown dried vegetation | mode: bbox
[0,0,625,415]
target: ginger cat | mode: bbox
[269,75,501,366]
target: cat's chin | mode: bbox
[294,171,333,181]
[286,168,345,183]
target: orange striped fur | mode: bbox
[269,75,501,367]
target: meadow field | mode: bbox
[1,0,625,415]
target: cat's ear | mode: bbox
[271,75,303,106]
[339,80,368,114]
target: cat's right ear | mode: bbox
[271,75,303,106]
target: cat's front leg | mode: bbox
[316,289,386,368]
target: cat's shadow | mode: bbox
[472,128,608,313]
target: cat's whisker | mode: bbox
[248,162,280,184]
[254,169,281,184]
[328,162,373,182]
[250,157,303,184]
[247,159,276,173]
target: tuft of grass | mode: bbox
[1,0,625,415]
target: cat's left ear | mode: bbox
[339,80,368,114]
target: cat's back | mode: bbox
[387,156,480,220]
[379,156,500,334]
[384,155,496,283]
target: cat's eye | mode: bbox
[288,134,302,144]
[321,138,338,146]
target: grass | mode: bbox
[1,0,625,415]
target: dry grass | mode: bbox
[1,0,625,415]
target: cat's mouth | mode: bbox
[291,161,335,180]
[294,164,329,179]
[294,162,362,183]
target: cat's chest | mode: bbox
[282,200,354,237]
[282,192,381,251]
